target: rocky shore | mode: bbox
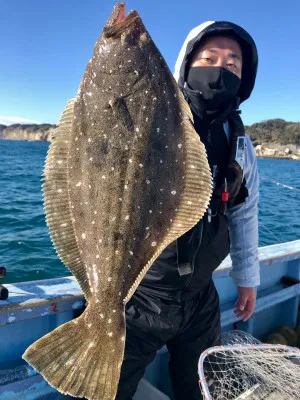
[254,143,300,160]
[0,124,56,142]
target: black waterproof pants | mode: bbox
[115,280,221,400]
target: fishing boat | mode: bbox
[0,239,299,399]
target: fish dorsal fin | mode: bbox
[124,87,212,302]
[42,99,91,299]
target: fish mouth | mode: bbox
[103,2,143,38]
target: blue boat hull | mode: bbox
[0,240,299,399]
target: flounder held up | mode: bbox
[23,3,212,399]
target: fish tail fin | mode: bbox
[23,304,126,400]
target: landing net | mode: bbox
[198,331,300,399]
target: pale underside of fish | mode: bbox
[22,2,212,399]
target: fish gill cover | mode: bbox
[22,2,212,399]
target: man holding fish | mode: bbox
[23,4,259,400]
[116,17,259,400]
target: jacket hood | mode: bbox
[174,21,258,104]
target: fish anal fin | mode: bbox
[42,98,91,299]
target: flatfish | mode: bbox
[23,2,212,399]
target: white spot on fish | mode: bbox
[157,128,160,132]
[134,70,139,75]
[128,264,131,269]
[178,144,182,149]
[108,319,112,323]
[145,90,148,94]
[76,182,82,187]
[129,158,133,163]
[145,227,149,230]
[89,342,95,348]
[108,332,113,337]
[149,210,153,213]
[128,60,131,63]
[82,233,86,239]
[129,251,133,256]
[99,239,102,243]
[111,167,115,171]
[135,127,140,132]
[75,137,78,141]
[87,92,92,97]
[118,292,122,296]
[160,160,163,164]
[121,336,125,342]
[153,97,157,101]
[171,190,177,195]
[89,157,93,162]
[108,277,112,282]
[92,220,95,224]
[146,117,149,122]
[57,189,63,193]
[119,198,123,202]
[100,314,104,319]
[188,201,193,205]
[102,175,106,179]
[96,255,100,259]
[146,180,150,185]
[125,215,129,220]
[191,165,195,169]
[113,310,116,313]
[151,242,157,247]
[115,250,119,255]
[124,185,128,190]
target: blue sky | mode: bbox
[1,0,299,126]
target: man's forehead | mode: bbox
[194,35,242,58]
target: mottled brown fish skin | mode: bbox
[72,16,186,305]
[22,3,212,400]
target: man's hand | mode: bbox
[234,287,256,322]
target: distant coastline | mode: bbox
[1,118,299,160]
[0,123,56,142]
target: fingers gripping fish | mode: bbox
[23,3,212,399]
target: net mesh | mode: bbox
[198,331,300,400]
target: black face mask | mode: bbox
[186,66,241,113]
